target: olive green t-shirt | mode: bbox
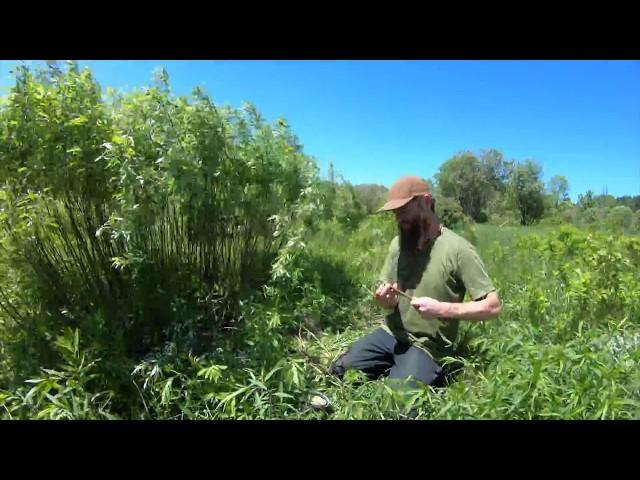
[379,227,496,360]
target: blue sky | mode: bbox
[1,60,638,201]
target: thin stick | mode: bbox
[389,285,413,300]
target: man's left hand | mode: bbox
[410,296,445,318]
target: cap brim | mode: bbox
[375,197,413,213]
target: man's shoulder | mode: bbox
[439,227,474,251]
[436,228,482,266]
[388,235,400,251]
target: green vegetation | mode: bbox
[0,62,638,420]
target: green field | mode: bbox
[5,215,638,419]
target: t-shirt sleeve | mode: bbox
[456,244,496,301]
[379,237,399,284]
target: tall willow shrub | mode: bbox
[0,63,317,378]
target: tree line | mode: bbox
[320,151,640,232]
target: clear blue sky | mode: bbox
[1,60,639,201]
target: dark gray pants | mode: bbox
[330,328,443,387]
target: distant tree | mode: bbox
[578,190,595,210]
[334,183,367,230]
[480,149,510,192]
[633,210,640,231]
[314,174,368,230]
[328,161,336,184]
[547,175,570,208]
[543,193,557,212]
[435,152,492,221]
[607,206,634,231]
[579,207,607,226]
[616,195,640,211]
[434,196,468,228]
[561,205,579,224]
[354,184,388,215]
[593,194,617,209]
[507,160,545,225]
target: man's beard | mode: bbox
[399,212,431,252]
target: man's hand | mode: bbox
[410,296,444,318]
[374,282,399,309]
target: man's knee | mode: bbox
[390,348,443,386]
[329,328,394,380]
[329,351,349,379]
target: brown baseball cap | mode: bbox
[377,176,431,212]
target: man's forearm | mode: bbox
[438,295,501,321]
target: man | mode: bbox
[330,175,502,388]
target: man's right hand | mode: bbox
[374,282,400,310]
